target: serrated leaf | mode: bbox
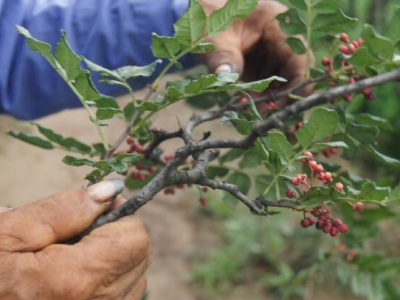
[367,146,400,169]
[239,149,261,169]
[346,122,380,145]
[385,6,400,41]
[265,132,294,162]
[85,169,105,183]
[354,114,392,131]
[313,0,342,12]
[16,25,57,68]
[35,123,91,153]
[288,0,306,10]
[151,34,180,59]
[230,76,286,92]
[94,97,120,109]
[309,141,348,152]
[85,59,120,79]
[55,30,83,80]
[312,10,358,34]
[221,111,254,135]
[295,108,339,148]
[285,36,306,54]
[73,71,102,100]
[165,85,184,101]
[207,166,229,179]
[108,161,128,173]
[8,131,54,150]
[185,74,219,94]
[385,184,400,204]
[62,156,94,166]
[347,181,390,202]
[362,25,394,61]
[174,0,206,46]
[207,0,257,36]
[115,59,162,80]
[186,91,230,110]
[276,8,307,35]
[190,43,216,53]
[255,174,271,195]
[219,148,244,164]
[112,153,143,164]
[96,108,121,120]
[226,172,251,195]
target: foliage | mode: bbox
[9,0,400,299]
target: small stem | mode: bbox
[305,0,313,79]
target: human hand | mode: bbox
[200,0,314,111]
[0,179,150,300]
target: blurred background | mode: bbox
[1,0,400,299]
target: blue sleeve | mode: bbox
[0,0,198,120]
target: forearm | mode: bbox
[0,0,197,120]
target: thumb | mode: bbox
[0,179,124,252]
[203,32,244,75]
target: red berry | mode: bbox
[303,151,313,159]
[308,160,318,170]
[134,145,144,153]
[127,137,135,145]
[131,172,140,180]
[164,154,174,161]
[239,97,248,104]
[199,197,207,205]
[358,38,364,45]
[329,148,338,155]
[314,164,324,173]
[351,41,359,49]
[324,172,333,182]
[354,202,364,212]
[339,45,350,55]
[340,33,350,43]
[317,172,326,181]
[343,94,352,102]
[335,182,344,192]
[139,173,146,181]
[307,217,315,226]
[348,43,356,54]
[286,189,295,198]
[177,183,184,189]
[202,187,209,192]
[148,166,157,173]
[301,219,310,228]
[295,122,303,130]
[362,87,373,96]
[291,177,300,186]
[316,220,325,230]
[349,77,356,84]
[321,57,331,66]
[323,223,332,234]
[330,227,339,237]
[266,101,277,110]
[136,164,144,171]
[339,223,349,234]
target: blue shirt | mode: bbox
[0,0,196,120]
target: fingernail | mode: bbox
[87,179,124,203]
[215,64,232,74]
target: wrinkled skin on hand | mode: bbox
[0,180,150,300]
[200,0,314,112]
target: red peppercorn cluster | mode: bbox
[126,137,144,153]
[320,32,376,103]
[300,205,349,237]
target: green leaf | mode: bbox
[186,91,230,110]
[367,146,400,169]
[165,85,184,101]
[239,149,261,169]
[285,36,306,54]
[295,108,339,148]
[221,111,254,135]
[174,0,206,46]
[219,149,244,164]
[255,175,271,195]
[115,60,162,80]
[353,114,392,131]
[362,25,394,61]
[151,34,180,59]
[384,184,400,204]
[185,74,219,94]
[85,169,105,183]
[73,71,102,100]
[35,123,91,154]
[288,0,306,10]
[123,103,135,120]
[348,47,381,66]
[385,6,400,41]
[112,153,143,165]
[108,161,128,174]
[55,30,83,80]
[346,122,380,145]
[276,8,307,35]
[313,0,342,12]
[8,131,54,150]
[224,172,251,206]
[96,108,121,120]
[348,181,390,202]
[190,43,216,53]
[207,0,257,36]
[93,97,120,109]
[85,59,120,79]
[265,132,294,162]
[312,10,358,34]
[62,156,94,167]
[309,141,348,152]
[229,76,286,92]
[207,166,229,179]
[16,25,57,68]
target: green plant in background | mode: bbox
[8,0,400,299]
